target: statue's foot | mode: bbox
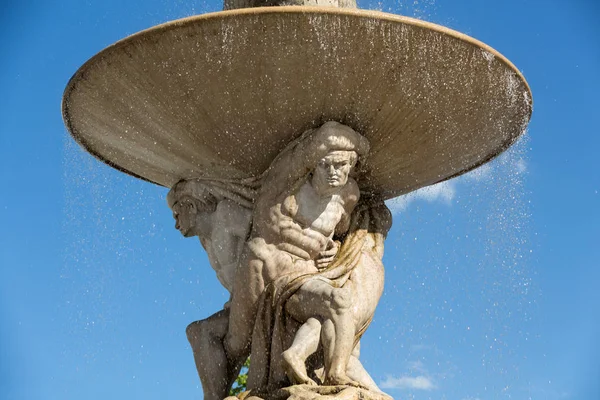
[282,349,317,386]
[324,373,365,388]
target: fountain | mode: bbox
[62,2,532,400]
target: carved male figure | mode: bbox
[272,155,366,387]
[280,199,392,391]
[212,121,370,397]
[167,179,254,398]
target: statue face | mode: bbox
[172,196,197,237]
[313,150,356,191]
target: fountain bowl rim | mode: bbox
[62,6,533,197]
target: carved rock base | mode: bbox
[227,385,393,400]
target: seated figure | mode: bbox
[170,122,388,399]
[242,122,389,394]
[282,200,392,390]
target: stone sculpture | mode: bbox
[167,177,257,397]
[62,3,533,400]
[170,122,392,400]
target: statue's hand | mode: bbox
[316,239,340,270]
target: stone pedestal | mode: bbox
[228,384,394,400]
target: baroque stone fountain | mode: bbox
[62,1,532,400]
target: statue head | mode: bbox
[312,150,358,190]
[167,180,219,238]
[310,121,369,193]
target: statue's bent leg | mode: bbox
[186,309,230,400]
[285,279,359,387]
[282,317,321,386]
[346,356,381,393]
[224,256,266,391]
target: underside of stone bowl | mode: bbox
[62,6,532,199]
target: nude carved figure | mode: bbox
[279,199,391,391]
[172,122,388,400]
[223,122,369,394]
[167,178,255,398]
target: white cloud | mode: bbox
[407,360,428,374]
[385,161,504,214]
[416,180,457,202]
[380,375,436,390]
[385,133,531,214]
[386,180,456,212]
[462,163,493,181]
[409,344,432,353]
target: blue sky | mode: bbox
[1,1,599,400]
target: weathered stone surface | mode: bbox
[166,177,257,397]
[224,0,357,10]
[168,122,391,400]
[62,7,531,199]
[227,384,394,400]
